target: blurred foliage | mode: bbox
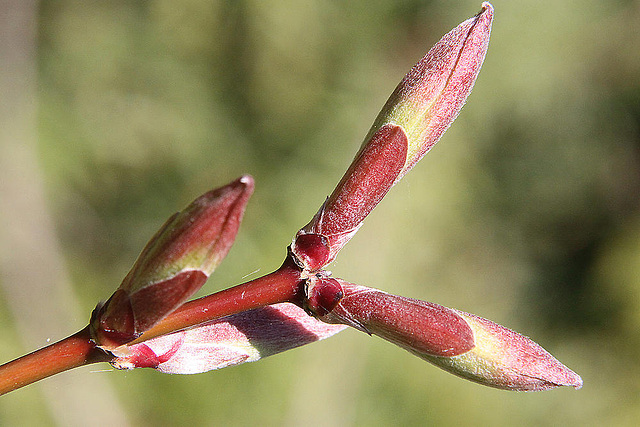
[1,0,640,425]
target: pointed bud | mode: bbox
[312,281,582,391]
[420,311,583,391]
[110,303,346,374]
[369,2,493,181]
[292,3,493,271]
[91,176,254,348]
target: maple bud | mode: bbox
[421,311,583,391]
[110,303,346,374]
[91,176,254,348]
[370,2,493,181]
[292,125,407,271]
[292,3,493,271]
[311,281,475,357]
[311,281,582,391]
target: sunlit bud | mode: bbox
[293,125,407,271]
[368,2,493,181]
[312,281,582,391]
[312,281,475,357]
[292,3,493,271]
[91,176,254,348]
[420,311,583,391]
[110,303,346,374]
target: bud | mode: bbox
[293,125,407,271]
[369,2,493,181]
[311,280,582,391]
[292,3,493,271]
[303,275,345,317]
[110,303,346,374]
[311,281,475,357]
[421,311,583,391]
[91,176,254,348]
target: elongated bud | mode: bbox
[311,281,582,391]
[369,2,493,181]
[110,303,346,374]
[292,3,493,271]
[91,176,254,348]
[420,311,583,391]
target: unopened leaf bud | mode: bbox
[313,281,582,391]
[91,176,254,348]
[293,3,493,271]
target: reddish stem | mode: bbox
[0,326,111,396]
[131,253,305,344]
[0,254,305,394]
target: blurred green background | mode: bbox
[1,0,639,425]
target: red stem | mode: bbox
[0,326,111,396]
[133,254,305,344]
[0,254,306,395]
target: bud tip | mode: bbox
[239,174,254,187]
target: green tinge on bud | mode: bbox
[91,176,254,348]
[418,311,583,391]
[365,2,493,181]
[311,281,582,391]
[293,4,493,272]
[122,175,254,285]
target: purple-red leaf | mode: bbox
[110,303,346,374]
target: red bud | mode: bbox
[293,125,408,271]
[309,280,582,391]
[293,3,493,271]
[315,281,475,357]
[92,176,254,348]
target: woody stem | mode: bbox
[0,326,111,396]
[130,252,305,344]
[0,253,306,395]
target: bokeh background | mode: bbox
[1,0,639,425]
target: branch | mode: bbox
[0,327,109,395]
[132,254,304,344]
[0,254,304,395]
